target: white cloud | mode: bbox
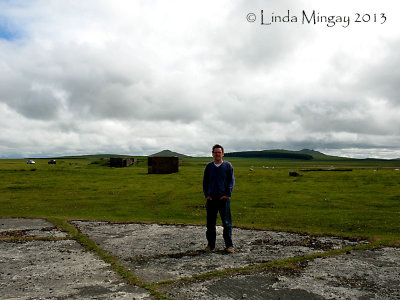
[0,0,399,158]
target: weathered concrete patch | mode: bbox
[0,218,153,299]
[159,247,400,299]
[2,218,398,300]
[72,221,365,283]
[274,247,400,299]
[0,240,152,299]
[0,218,68,238]
[160,271,325,300]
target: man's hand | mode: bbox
[206,195,229,200]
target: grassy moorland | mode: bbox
[0,156,399,244]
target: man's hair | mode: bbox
[212,144,224,153]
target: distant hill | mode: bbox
[225,149,314,160]
[149,149,191,158]
[57,154,134,159]
[299,149,325,155]
[224,149,352,161]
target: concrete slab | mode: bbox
[1,218,399,300]
[0,218,153,299]
[160,247,400,300]
[160,271,325,300]
[0,218,67,238]
[72,221,365,284]
[275,247,400,299]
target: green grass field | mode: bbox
[1,156,399,245]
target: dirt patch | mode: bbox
[0,229,29,238]
[251,236,351,251]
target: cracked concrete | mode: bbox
[0,218,67,238]
[71,221,365,284]
[160,247,400,299]
[1,218,399,299]
[0,219,152,299]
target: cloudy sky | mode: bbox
[0,0,399,158]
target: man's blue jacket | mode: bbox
[203,161,235,199]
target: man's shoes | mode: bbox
[204,246,214,252]
[226,247,235,253]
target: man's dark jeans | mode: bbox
[206,197,233,249]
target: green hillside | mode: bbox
[225,149,315,160]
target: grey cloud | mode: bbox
[293,35,400,139]
[1,40,207,123]
[295,96,400,136]
[296,99,365,133]
[18,87,62,120]
[206,0,312,74]
[0,72,63,121]
[0,0,399,159]
[357,39,400,106]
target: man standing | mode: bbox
[203,144,235,253]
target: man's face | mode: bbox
[212,148,224,163]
